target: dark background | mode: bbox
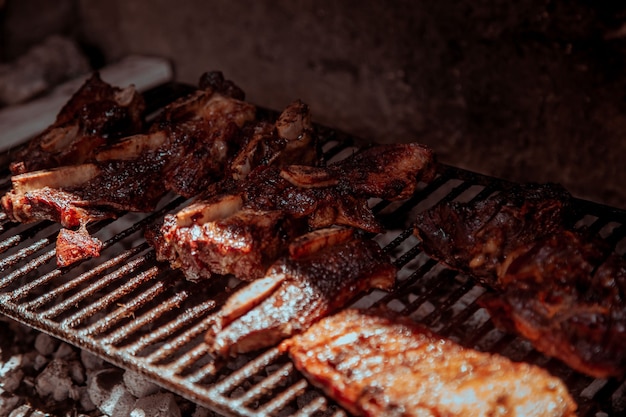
[2,0,625,209]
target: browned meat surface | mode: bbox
[3,72,254,223]
[56,228,103,267]
[281,308,577,417]
[150,98,324,281]
[9,73,145,174]
[154,142,434,281]
[205,229,396,358]
[246,142,436,232]
[283,141,436,200]
[2,72,258,266]
[149,82,256,197]
[413,183,572,285]
[244,167,385,233]
[229,99,321,181]
[481,230,626,379]
[1,165,121,228]
[413,183,626,378]
[159,200,308,281]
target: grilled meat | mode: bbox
[281,308,577,417]
[413,183,626,378]
[245,142,436,232]
[413,183,572,285]
[480,230,626,379]
[2,72,256,266]
[101,71,256,198]
[230,99,320,180]
[9,73,145,174]
[205,228,396,358]
[281,142,436,199]
[151,99,323,281]
[243,167,385,234]
[154,142,434,281]
[158,194,308,281]
[56,228,103,267]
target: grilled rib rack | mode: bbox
[0,84,625,417]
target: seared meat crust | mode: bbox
[10,73,146,174]
[414,183,572,284]
[205,233,396,358]
[481,230,626,379]
[245,142,436,232]
[413,183,626,378]
[155,142,435,281]
[281,308,577,417]
[160,208,307,281]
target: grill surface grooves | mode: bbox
[0,84,625,416]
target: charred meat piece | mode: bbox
[230,99,321,181]
[10,73,146,174]
[244,167,385,233]
[158,194,308,281]
[279,142,436,200]
[413,183,626,378]
[246,142,436,232]
[3,72,255,226]
[150,99,323,281]
[480,231,626,379]
[103,71,257,198]
[413,183,572,285]
[281,308,577,417]
[153,142,434,281]
[56,228,103,267]
[205,228,396,358]
[2,72,257,266]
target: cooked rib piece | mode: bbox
[480,231,626,379]
[158,194,308,281]
[9,73,145,174]
[2,155,169,228]
[230,100,321,181]
[3,72,255,222]
[413,183,626,378]
[281,308,577,417]
[413,183,572,285]
[150,99,324,280]
[2,72,257,266]
[244,167,384,233]
[153,142,434,281]
[156,96,255,197]
[205,229,396,358]
[279,142,436,199]
[245,142,436,232]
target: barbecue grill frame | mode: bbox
[0,83,624,417]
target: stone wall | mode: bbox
[2,0,626,208]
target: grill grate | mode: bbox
[0,86,625,416]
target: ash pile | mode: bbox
[0,316,221,417]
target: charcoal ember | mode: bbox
[88,368,136,416]
[53,342,77,361]
[0,392,21,416]
[80,350,105,372]
[35,358,84,402]
[130,392,181,417]
[7,404,33,417]
[34,333,59,357]
[33,354,48,372]
[123,369,160,398]
[0,355,24,393]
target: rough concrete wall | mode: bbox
[4,0,626,208]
